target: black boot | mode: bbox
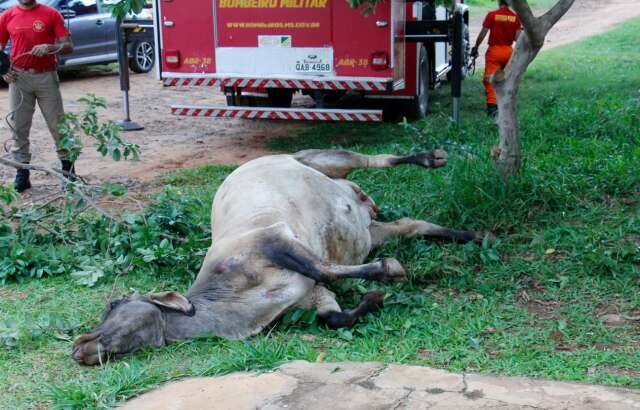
[61,159,77,182]
[487,104,498,118]
[14,167,31,193]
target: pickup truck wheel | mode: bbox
[129,40,155,74]
[405,45,429,119]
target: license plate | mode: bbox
[295,59,331,73]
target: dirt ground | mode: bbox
[0,0,638,198]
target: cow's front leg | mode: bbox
[263,235,407,283]
[300,285,386,329]
[319,290,386,329]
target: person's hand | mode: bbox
[30,44,52,57]
[2,69,17,84]
[470,46,479,58]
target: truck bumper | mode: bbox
[163,74,401,92]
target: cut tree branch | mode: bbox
[0,156,195,243]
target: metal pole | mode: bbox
[117,18,143,131]
[450,5,463,124]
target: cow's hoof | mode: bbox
[381,258,408,283]
[399,150,448,169]
[428,149,448,168]
[361,290,385,312]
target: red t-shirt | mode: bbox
[482,7,521,47]
[0,4,69,71]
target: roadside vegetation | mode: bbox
[1,19,639,409]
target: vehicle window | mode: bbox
[67,0,98,15]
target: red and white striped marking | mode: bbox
[171,105,383,122]
[163,76,391,91]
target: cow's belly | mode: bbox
[212,155,372,264]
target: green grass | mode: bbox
[2,18,640,409]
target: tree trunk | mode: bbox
[492,31,541,182]
[490,0,576,183]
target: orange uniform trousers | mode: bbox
[483,45,513,105]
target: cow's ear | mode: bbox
[148,291,195,315]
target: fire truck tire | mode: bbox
[447,22,471,81]
[405,45,429,119]
[267,89,294,108]
[462,23,471,78]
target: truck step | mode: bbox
[170,106,383,122]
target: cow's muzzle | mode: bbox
[72,331,107,366]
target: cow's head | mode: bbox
[72,292,193,366]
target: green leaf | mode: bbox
[70,268,105,287]
[101,182,128,197]
[337,329,353,341]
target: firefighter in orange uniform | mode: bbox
[471,0,521,118]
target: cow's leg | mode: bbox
[370,218,490,246]
[293,149,448,179]
[263,234,407,283]
[308,285,385,329]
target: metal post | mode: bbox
[450,5,464,124]
[117,18,143,131]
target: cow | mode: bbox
[72,149,490,365]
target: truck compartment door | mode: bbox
[158,0,215,74]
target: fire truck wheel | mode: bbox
[129,40,155,74]
[406,45,429,119]
[267,89,294,108]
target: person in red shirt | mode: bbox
[471,0,521,118]
[0,0,74,193]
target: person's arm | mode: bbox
[30,36,73,56]
[514,29,521,42]
[471,27,489,57]
[0,41,16,83]
[474,27,489,49]
[0,17,16,83]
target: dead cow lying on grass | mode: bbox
[73,149,490,365]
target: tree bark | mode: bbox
[491,0,575,182]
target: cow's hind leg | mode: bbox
[370,218,491,246]
[263,230,408,283]
[293,149,448,179]
[309,286,385,330]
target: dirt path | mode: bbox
[0,0,638,198]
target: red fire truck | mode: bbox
[152,0,470,122]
